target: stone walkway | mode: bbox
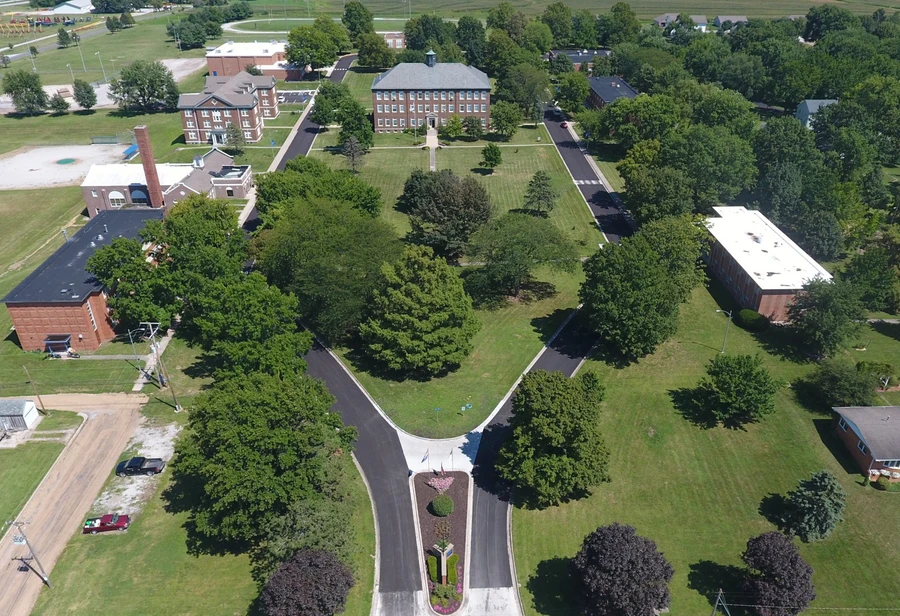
[426,128,438,171]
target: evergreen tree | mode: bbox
[120,11,135,27]
[57,28,71,48]
[782,470,847,542]
[342,135,364,173]
[359,245,480,377]
[48,92,70,114]
[224,122,246,155]
[523,170,557,216]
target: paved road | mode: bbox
[304,344,422,604]
[243,54,356,229]
[542,110,632,244]
[468,319,597,591]
[0,393,146,616]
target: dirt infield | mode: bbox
[0,144,124,190]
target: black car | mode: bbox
[116,456,166,477]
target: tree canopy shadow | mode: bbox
[342,336,451,383]
[470,167,493,176]
[669,386,718,429]
[758,492,790,532]
[871,319,900,343]
[526,557,576,616]
[751,326,812,364]
[470,421,513,501]
[687,560,748,612]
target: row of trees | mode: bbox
[2,69,96,115]
[87,196,361,615]
[285,16,353,74]
[166,2,252,50]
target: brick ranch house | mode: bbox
[81,126,251,218]
[178,71,279,145]
[834,407,900,482]
[371,50,491,133]
[705,206,832,322]
[2,209,163,352]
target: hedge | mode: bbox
[736,309,769,332]
[427,555,438,582]
[875,476,900,492]
[447,554,459,585]
[431,494,454,517]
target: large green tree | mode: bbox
[638,215,708,302]
[2,69,48,115]
[580,237,680,359]
[342,0,373,43]
[788,278,866,357]
[523,170,557,216]
[73,78,97,111]
[257,198,402,342]
[356,32,394,68]
[455,15,486,67]
[469,213,577,297]
[697,354,780,427]
[489,100,522,139]
[557,71,590,114]
[522,19,553,54]
[807,358,878,408]
[621,165,694,225]
[598,94,683,150]
[841,245,900,312]
[359,246,479,377]
[336,98,374,151]
[170,371,355,546]
[596,2,641,46]
[497,371,610,508]
[286,26,339,73]
[109,60,178,112]
[314,16,352,53]
[540,1,572,46]
[403,169,493,260]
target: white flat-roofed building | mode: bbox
[206,40,303,80]
[705,206,832,322]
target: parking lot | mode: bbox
[279,91,313,104]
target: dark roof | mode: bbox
[589,76,639,104]
[834,407,900,460]
[546,49,610,64]
[372,62,490,91]
[3,209,163,305]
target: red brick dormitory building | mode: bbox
[371,50,491,133]
[705,206,832,322]
[2,209,163,352]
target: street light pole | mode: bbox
[67,63,74,83]
[76,36,86,71]
[95,51,106,82]
[716,309,733,354]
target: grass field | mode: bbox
[34,409,83,431]
[0,440,66,527]
[344,65,378,110]
[513,282,900,615]
[237,0,900,20]
[339,266,583,438]
[226,17,411,32]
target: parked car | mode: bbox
[116,456,166,477]
[83,514,130,534]
[560,121,569,128]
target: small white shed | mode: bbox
[0,400,40,432]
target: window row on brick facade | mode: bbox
[377,103,487,114]
[377,117,486,128]
[376,90,487,101]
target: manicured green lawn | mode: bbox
[33,409,84,432]
[314,127,423,149]
[436,145,604,255]
[590,142,626,194]
[0,441,66,528]
[513,284,900,615]
[338,266,584,438]
[345,64,378,110]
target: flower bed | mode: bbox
[415,470,469,614]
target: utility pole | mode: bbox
[22,366,47,415]
[715,309,732,354]
[8,521,52,588]
[710,589,732,616]
[140,322,181,412]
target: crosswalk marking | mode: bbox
[574,179,601,185]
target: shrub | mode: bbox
[431,583,460,608]
[736,308,769,332]
[427,555,438,582]
[447,554,459,584]
[874,476,900,492]
[857,361,895,385]
[431,494,454,517]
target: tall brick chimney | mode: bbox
[134,125,164,208]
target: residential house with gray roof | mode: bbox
[371,50,491,132]
[834,407,900,482]
[795,99,838,129]
[177,71,279,144]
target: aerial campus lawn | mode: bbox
[313,136,601,437]
[248,0,899,19]
[513,282,900,615]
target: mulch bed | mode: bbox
[414,470,469,582]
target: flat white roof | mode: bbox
[706,206,832,291]
[81,163,193,188]
[207,41,287,58]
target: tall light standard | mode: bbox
[95,51,107,82]
[716,309,733,354]
[75,34,86,71]
[110,58,116,75]
[67,63,75,83]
